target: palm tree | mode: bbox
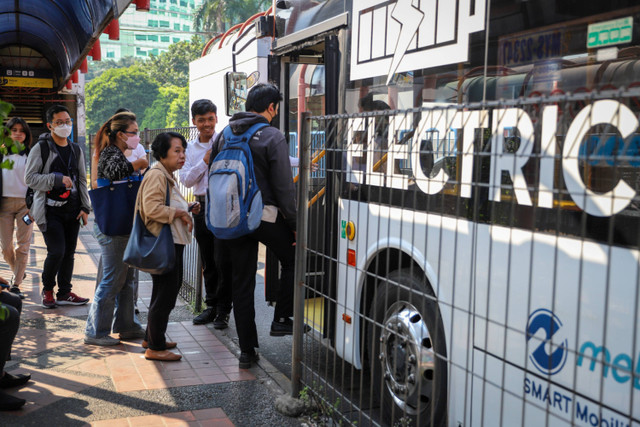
[193,0,270,34]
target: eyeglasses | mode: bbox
[122,131,140,136]
[52,119,73,127]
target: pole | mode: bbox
[291,112,311,398]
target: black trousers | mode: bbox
[145,244,184,351]
[193,210,232,313]
[0,291,22,373]
[41,208,80,297]
[227,215,295,352]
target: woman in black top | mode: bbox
[84,112,148,346]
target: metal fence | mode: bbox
[291,90,640,426]
[89,126,205,310]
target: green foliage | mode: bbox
[194,0,270,33]
[0,100,25,169]
[166,87,190,127]
[85,66,159,135]
[86,56,144,82]
[141,86,183,130]
[146,36,204,88]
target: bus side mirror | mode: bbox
[225,72,248,116]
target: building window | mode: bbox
[148,35,158,42]
[159,20,170,28]
[151,49,159,56]
[135,34,147,41]
[174,23,180,30]
[106,51,115,58]
[161,36,170,42]
[136,48,147,56]
[148,20,158,27]
[173,37,180,43]
[182,25,190,31]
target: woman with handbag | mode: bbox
[84,112,147,346]
[135,131,196,361]
[0,118,33,300]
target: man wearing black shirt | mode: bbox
[25,105,90,308]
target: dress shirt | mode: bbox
[178,132,217,196]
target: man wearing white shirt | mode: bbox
[179,100,231,328]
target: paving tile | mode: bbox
[2,367,104,415]
[192,408,227,421]
[198,374,230,385]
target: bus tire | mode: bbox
[367,269,447,426]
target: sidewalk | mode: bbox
[0,215,302,426]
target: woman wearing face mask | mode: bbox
[0,118,33,299]
[84,112,147,346]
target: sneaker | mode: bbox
[56,292,89,306]
[9,286,25,300]
[42,290,56,308]
[118,328,146,340]
[193,307,215,325]
[238,350,259,369]
[213,312,230,330]
[84,336,121,346]
[270,318,311,336]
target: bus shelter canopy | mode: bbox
[0,0,119,90]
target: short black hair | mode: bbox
[115,108,132,114]
[46,104,70,123]
[191,99,217,117]
[5,117,33,149]
[151,131,187,160]
[245,83,282,114]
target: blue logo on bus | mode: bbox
[526,309,568,375]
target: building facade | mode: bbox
[100,0,204,60]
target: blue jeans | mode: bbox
[85,224,141,338]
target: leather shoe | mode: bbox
[0,390,26,410]
[142,340,177,349]
[193,307,215,325]
[144,349,181,361]
[0,372,31,389]
[238,350,259,369]
[213,312,229,330]
[270,318,311,336]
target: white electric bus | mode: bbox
[191,1,640,425]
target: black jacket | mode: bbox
[211,112,297,231]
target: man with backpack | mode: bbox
[208,83,298,369]
[25,105,90,309]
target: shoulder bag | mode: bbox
[89,178,141,236]
[123,180,175,275]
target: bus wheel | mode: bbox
[367,269,447,426]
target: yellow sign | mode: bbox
[0,76,53,88]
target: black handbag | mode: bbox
[89,179,141,236]
[123,181,175,275]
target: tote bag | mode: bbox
[89,179,140,236]
[123,181,175,275]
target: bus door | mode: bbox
[264,35,341,341]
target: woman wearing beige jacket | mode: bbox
[136,131,199,361]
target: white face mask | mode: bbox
[52,124,72,139]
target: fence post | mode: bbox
[291,112,311,398]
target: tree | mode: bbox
[141,86,183,129]
[193,0,270,34]
[166,87,190,128]
[146,37,204,88]
[86,56,143,82]
[85,66,159,135]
